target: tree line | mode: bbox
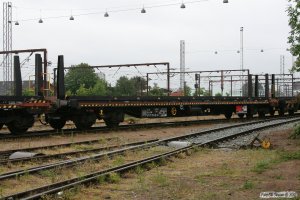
[64,63,167,96]
[63,63,219,96]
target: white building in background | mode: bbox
[97,72,106,80]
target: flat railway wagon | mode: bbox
[0,53,299,134]
[46,55,300,130]
[0,54,50,134]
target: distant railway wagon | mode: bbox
[0,51,299,134]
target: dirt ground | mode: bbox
[66,127,300,200]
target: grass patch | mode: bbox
[107,172,121,183]
[76,171,86,181]
[144,161,157,170]
[196,172,214,177]
[290,123,300,139]
[96,175,106,185]
[98,137,107,144]
[275,175,283,180]
[73,145,94,151]
[0,187,4,198]
[176,152,186,159]
[243,180,254,189]
[39,169,55,177]
[151,171,169,187]
[200,192,218,200]
[112,156,125,166]
[251,150,300,174]
[157,157,167,166]
[135,165,144,175]
[252,159,274,174]
[218,163,234,176]
[194,175,207,185]
[63,187,80,200]
[192,146,211,153]
[137,173,148,191]
[279,150,300,161]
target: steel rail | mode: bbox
[0,137,118,159]
[4,116,300,200]
[0,113,295,140]
[0,139,159,165]
[0,116,295,181]
[0,117,241,140]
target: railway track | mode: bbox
[2,115,300,199]
[0,117,264,164]
[0,117,239,140]
[0,114,294,141]
[0,139,159,165]
[0,118,270,164]
[0,136,119,160]
[0,117,289,173]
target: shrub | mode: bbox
[107,172,121,183]
[243,180,254,189]
[135,166,144,175]
[152,172,169,187]
[252,160,272,174]
[290,123,300,139]
[112,156,125,166]
[97,175,106,185]
[280,151,300,161]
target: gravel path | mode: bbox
[217,122,298,149]
[184,118,299,145]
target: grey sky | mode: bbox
[2,0,295,89]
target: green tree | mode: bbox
[184,85,192,96]
[130,76,147,96]
[203,90,211,96]
[113,76,146,96]
[193,87,206,96]
[149,83,166,96]
[287,1,300,72]
[65,63,99,94]
[92,79,107,95]
[23,89,34,96]
[76,84,93,96]
[215,92,222,97]
[114,76,135,96]
[66,90,72,96]
[106,83,116,96]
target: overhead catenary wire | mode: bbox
[13,0,187,12]
[11,0,209,23]
[186,47,289,54]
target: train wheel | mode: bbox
[278,110,285,116]
[246,113,253,118]
[278,100,286,116]
[224,112,232,119]
[7,125,28,135]
[49,119,66,130]
[269,110,275,116]
[104,119,120,128]
[258,112,265,118]
[104,110,124,128]
[288,109,295,116]
[74,112,96,130]
[7,115,34,134]
[238,113,244,119]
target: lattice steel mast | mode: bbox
[180,40,185,92]
[3,2,13,95]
